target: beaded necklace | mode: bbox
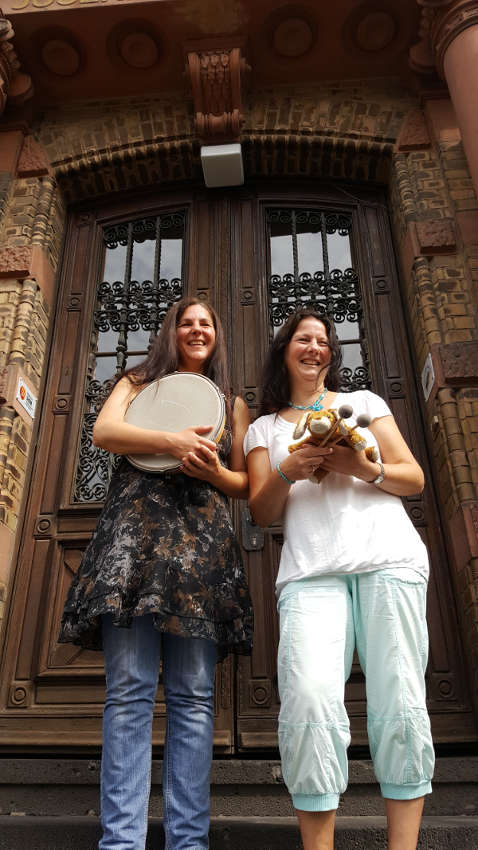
[288,387,327,412]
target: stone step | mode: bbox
[1,758,477,818]
[1,815,478,850]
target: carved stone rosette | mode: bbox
[0,12,33,116]
[186,46,249,143]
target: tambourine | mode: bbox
[124,372,225,472]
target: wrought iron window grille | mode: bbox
[266,208,371,393]
[74,211,186,503]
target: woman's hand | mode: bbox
[320,444,378,482]
[182,397,251,498]
[279,444,334,482]
[180,443,222,482]
[169,426,218,461]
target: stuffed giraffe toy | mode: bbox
[288,404,380,484]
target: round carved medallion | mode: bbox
[36,518,52,534]
[438,678,453,698]
[273,17,314,57]
[107,21,162,70]
[10,685,28,706]
[354,12,397,52]
[119,32,160,69]
[41,38,80,76]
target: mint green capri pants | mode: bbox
[277,569,435,812]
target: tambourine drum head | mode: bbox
[124,373,225,472]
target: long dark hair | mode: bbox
[121,296,232,421]
[259,310,342,416]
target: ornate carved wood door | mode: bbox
[0,189,237,752]
[0,182,475,753]
[231,184,477,749]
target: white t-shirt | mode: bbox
[243,390,429,594]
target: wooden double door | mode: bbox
[0,181,476,753]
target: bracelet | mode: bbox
[370,460,385,485]
[276,462,295,486]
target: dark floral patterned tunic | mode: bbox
[59,426,253,661]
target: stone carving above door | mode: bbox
[185,43,250,142]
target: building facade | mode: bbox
[1,0,478,754]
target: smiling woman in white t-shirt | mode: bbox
[244,310,434,850]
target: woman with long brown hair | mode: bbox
[59,296,253,850]
[244,309,434,850]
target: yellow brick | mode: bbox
[449,450,469,467]
[446,330,473,342]
[451,317,476,329]
[450,188,476,200]
[445,169,469,179]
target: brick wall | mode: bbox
[0,130,63,628]
[0,278,49,389]
[0,403,31,534]
[392,96,478,707]
[35,81,414,200]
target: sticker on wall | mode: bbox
[15,377,37,419]
[421,352,435,402]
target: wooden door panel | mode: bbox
[237,530,281,750]
[229,194,269,408]
[46,546,103,670]
[14,538,52,681]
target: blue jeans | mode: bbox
[99,614,217,850]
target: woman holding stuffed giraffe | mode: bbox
[244,309,434,850]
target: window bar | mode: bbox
[291,210,299,285]
[320,212,334,316]
[150,216,162,343]
[117,221,134,374]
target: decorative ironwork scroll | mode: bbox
[74,211,186,503]
[266,208,370,392]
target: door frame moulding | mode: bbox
[51,133,393,204]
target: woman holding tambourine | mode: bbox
[59,297,253,850]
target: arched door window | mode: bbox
[266,207,369,390]
[74,211,186,502]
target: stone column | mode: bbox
[430,1,478,197]
[0,13,32,116]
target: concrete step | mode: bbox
[1,815,478,850]
[1,758,477,818]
